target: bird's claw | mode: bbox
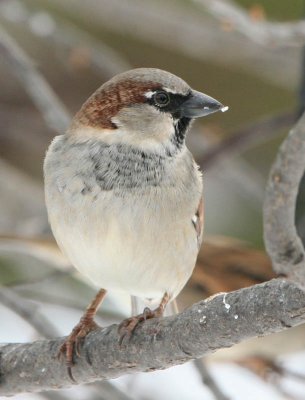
[118,306,162,346]
[57,319,99,382]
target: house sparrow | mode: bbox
[44,68,227,378]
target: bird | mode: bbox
[43,68,227,378]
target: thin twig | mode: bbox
[14,288,125,320]
[264,111,305,284]
[0,1,131,77]
[194,359,230,400]
[27,0,299,89]
[91,382,135,400]
[41,390,72,400]
[0,235,70,268]
[193,0,305,47]
[51,19,131,77]
[190,130,265,207]
[0,285,59,339]
[199,110,296,170]
[0,24,70,132]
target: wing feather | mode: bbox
[192,196,204,248]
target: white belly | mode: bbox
[47,187,199,302]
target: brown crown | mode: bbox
[74,79,161,130]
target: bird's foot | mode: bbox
[58,318,99,382]
[118,306,163,345]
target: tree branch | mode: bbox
[32,0,300,89]
[0,2,131,78]
[194,359,230,400]
[264,111,305,283]
[0,286,59,339]
[199,110,296,170]
[1,7,305,396]
[0,279,305,396]
[193,0,305,47]
[0,25,70,133]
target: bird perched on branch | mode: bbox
[44,68,227,378]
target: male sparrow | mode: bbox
[44,68,227,377]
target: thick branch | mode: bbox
[1,279,305,396]
[264,111,305,283]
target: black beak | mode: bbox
[181,90,228,118]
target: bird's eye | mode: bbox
[153,91,170,107]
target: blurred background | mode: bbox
[1,0,305,399]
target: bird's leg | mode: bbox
[58,288,107,381]
[119,292,170,344]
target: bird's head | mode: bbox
[70,68,228,152]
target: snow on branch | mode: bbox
[1,279,305,395]
[1,14,305,396]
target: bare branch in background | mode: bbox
[1,279,305,396]
[193,0,305,47]
[264,111,305,284]
[0,285,59,339]
[189,131,266,207]
[0,25,70,132]
[90,382,135,400]
[0,1,131,77]
[213,158,265,206]
[194,359,230,400]
[26,0,300,90]
[0,288,131,400]
[48,19,131,78]
[200,110,296,169]
[1,1,305,396]
[42,391,76,400]
[0,235,69,268]
[0,159,46,235]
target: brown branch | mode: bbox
[264,111,305,283]
[0,279,305,396]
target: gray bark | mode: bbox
[1,15,305,398]
[0,279,304,395]
[264,111,305,284]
